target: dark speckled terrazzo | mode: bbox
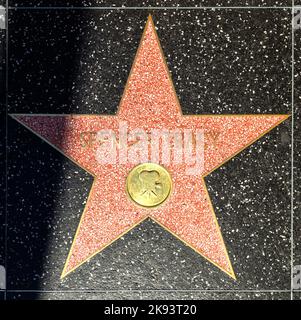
[7,291,291,300]
[294,16,301,291]
[8,1,293,8]
[6,7,294,300]
[8,9,292,114]
[294,292,301,300]
[8,10,146,114]
[0,16,5,290]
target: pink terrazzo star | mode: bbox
[13,16,288,279]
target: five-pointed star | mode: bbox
[12,15,289,279]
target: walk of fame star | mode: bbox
[12,15,289,279]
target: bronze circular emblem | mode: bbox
[126,163,172,208]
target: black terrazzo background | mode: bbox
[294,11,301,292]
[8,9,292,114]
[294,292,301,300]
[8,1,293,8]
[7,291,292,300]
[5,7,295,300]
[0,5,6,292]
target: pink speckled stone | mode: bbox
[15,16,288,279]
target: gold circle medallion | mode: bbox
[126,163,172,208]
